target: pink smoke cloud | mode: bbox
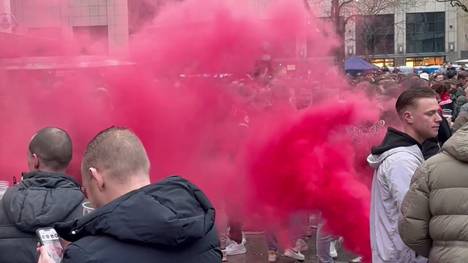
[0,0,390,260]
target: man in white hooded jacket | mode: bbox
[368,87,442,263]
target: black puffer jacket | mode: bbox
[56,176,222,263]
[0,171,84,263]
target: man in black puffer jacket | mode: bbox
[38,127,222,263]
[0,127,85,263]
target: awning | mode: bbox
[345,56,379,71]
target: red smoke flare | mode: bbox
[246,98,380,260]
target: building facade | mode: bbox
[3,0,128,54]
[345,1,468,66]
[4,0,466,64]
[251,0,467,66]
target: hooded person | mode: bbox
[0,127,84,263]
[38,127,221,263]
[367,87,442,263]
[399,122,468,262]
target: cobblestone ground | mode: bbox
[225,231,358,263]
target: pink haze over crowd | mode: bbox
[0,0,390,260]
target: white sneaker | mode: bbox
[284,248,305,261]
[350,256,362,262]
[223,239,247,256]
[268,250,278,262]
[330,240,338,259]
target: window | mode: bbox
[371,58,395,67]
[406,12,445,53]
[73,26,108,54]
[355,15,395,55]
[405,56,445,67]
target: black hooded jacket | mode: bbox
[56,176,222,263]
[372,126,451,160]
[371,128,421,155]
[0,171,84,263]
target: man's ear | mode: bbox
[32,153,40,169]
[403,111,414,124]
[89,167,105,191]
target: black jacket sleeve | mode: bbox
[438,117,452,146]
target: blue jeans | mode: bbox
[265,212,309,251]
[266,231,278,251]
[316,217,335,263]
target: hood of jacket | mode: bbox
[2,171,84,233]
[56,176,216,248]
[371,127,421,155]
[442,122,468,162]
[368,128,423,168]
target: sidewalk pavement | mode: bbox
[225,231,357,263]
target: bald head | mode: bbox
[82,127,150,182]
[29,127,73,171]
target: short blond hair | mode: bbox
[82,127,150,181]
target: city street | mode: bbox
[0,0,467,263]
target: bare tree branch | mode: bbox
[435,0,468,12]
[339,0,355,9]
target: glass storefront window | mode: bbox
[371,58,395,67]
[405,57,445,67]
[406,12,445,53]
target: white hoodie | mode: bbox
[368,145,427,263]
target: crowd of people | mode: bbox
[361,66,468,263]
[0,127,221,263]
[219,64,468,262]
[0,63,467,263]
